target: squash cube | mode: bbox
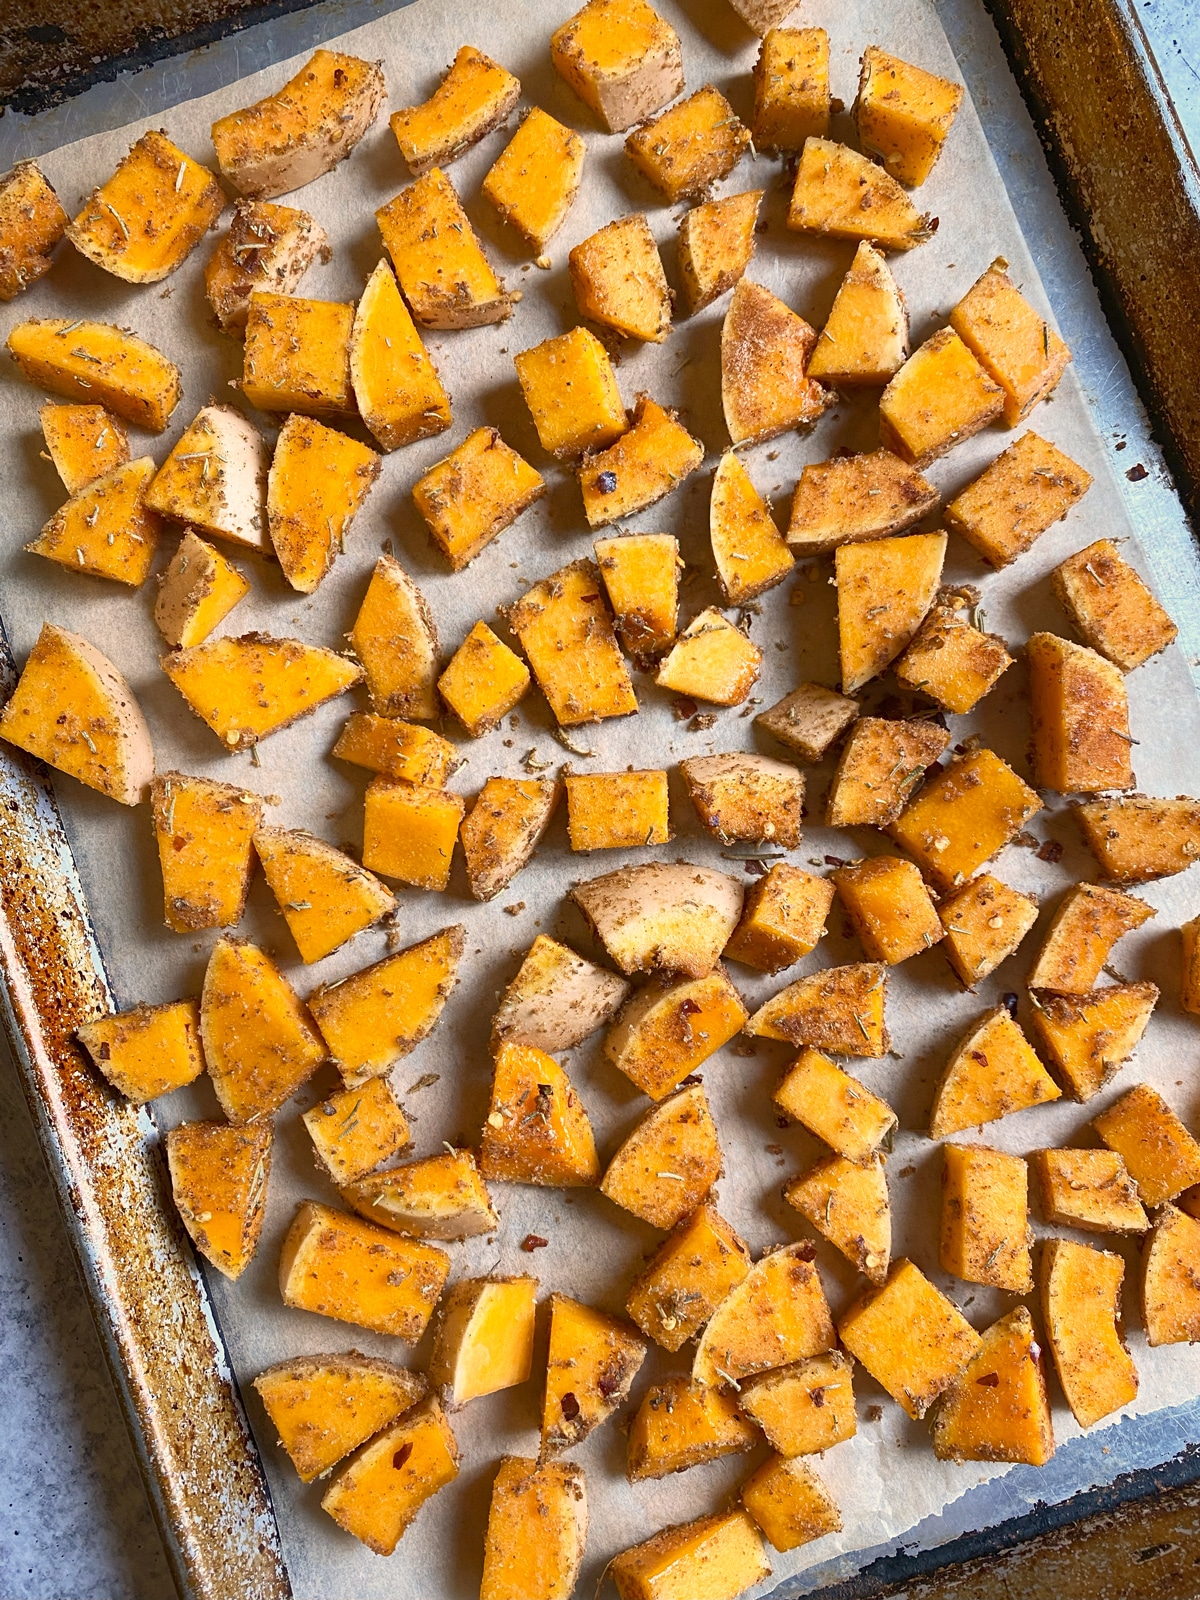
[27,456,161,587]
[151,772,262,932]
[835,531,946,692]
[480,1042,599,1186]
[1028,882,1154,995]
[569,214,671,343]
[550,0,683,133]
[808,242,908,387]
[438,622,530,736]
[626,1204,751,1351]
[201,937,325,1122]
[739,1350,856,1455]
[1041,1238,1136,1427]
[253,825,394,963]
[855,47,964,187]
[654,608,762,706]
[681,753,803,848]
[344,1149,496,1240]
[0,160,67,299]
[888,747,1043,892]
[677,190,761,314]
[572,861,743,979]
[580,395,702,527]
[166,1120,271,1280]
[1184,915,1200,1017]
[481,1457,588,1600]
[377,167,512,329]
[755,682,859,763]
[826,716,950,829]
[746,962,888,1056]
[320,1397,458,1555]
[1076,795,1200,883]
[628,1377,757,1480]
[163,634,361,750]
[604,969,747,1099]
[460,776,559,900]
[944,430,1092,568]
[710,450,793,605]
[1093,1083,1200,1206]
[483,107,586,254]
[242,292,354,416]
[612,1511,770,1600]
[787,448,938,554]
[1029,981,1157,1101]
[430,1276,537,1407]
[879,329,1004,467]
[601,1084,722,1228]
[1143,1206,1200,1346]
[504,558,636,724]
[205,199,330,336]
[154,531,250,650]
[7,317,180,431]
[492,935,629,1055]
[516,326,626,459]
[254,1353,424,1483]
[543,1295,646,1455]
[351,554,439,720]
[332,713,457,786]
[625,86,750,203]
[787,137,932,251]
[773,1049,896,1165]
[834,855,943,965]
[931,1305,1054,1466]
[40,402,129,494]
[724,865,834,974]
[693,1243,835,1388]
[939,1144,1031,1292]
[741,1457,840,1554]
[362,777,464,891]
[303,1076,411,1187]
[145,402,269,552]
[349,259,452,452]
[1053,538,1178,672]
[930,1007,1060,1137]
[950,260,1070,425]
[784,1153,891,1282]
[414,426,544,571]
[1033,1147,1148,1234]
[838,1258,980,1418]
[565,769,670,852]
[390,46,519,175]
[895,596,1013,713]
[721,278,829,447]
[752,29,829,151]
[938,873,1039,987]
[77,999,203,1104]
[1027,631,1133,794]
[594,533,679,656]
[267,413,380,591]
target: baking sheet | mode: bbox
[3,0,1200,1594]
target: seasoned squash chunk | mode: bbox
[888,747,1043,892]
[550,0,683,133]
[6,318,181,431]
[201,937,325,1122]
[677,191,760,313]
[430,1276,537,1406]
[211,48,384,199]
[879,329,1004,467]
[739,1350,856,1455]
[896,594,1013,713]
[461,776,558,900]
[242,292,354,416]
[344,1149,496,1240]
[569,214,672,343]
[601,1084,723,1229]
[808,242,908,386]
[414,427,544,571]
[155,532,250,649]
[267,413,379,591]
[1034,1147,1148,1234]
[1028,632,1133,794]
[505,558,636,724]
[939,1144,1031,1292]
[205,199,330,335]
[40,402,129,494]
[724,865,834,974]
[321,1397,458,1555]
[483,107,586,254]
[481,1457,588,1600]
[945,430,1092,568]
[350,258,450,450]
[655,609,762,706]
[480,1042,599,1187]
[746,963,888,1056]
[938,873,1039,986]
[838,1258,980,1418]
[855,47,964,187]
[571,861,743,979]
[710,451,793,605]
[146,402,269,551]
[1093,1083,1200,1206]
[834,855,943,965]
[741,1456,841,1553]
[438,622,530,737]
[254,1352,424,1483]
[594,533,679,656]
[694,1243,834,1388]
[303,1076,411,1187]
[827,716,950,829]
[566,769,670,852]
[787,449,937,554]
[333,713,456,785]
[377,168,512,329]
[362,777,464,891]
[1028,883,1154,994]
[0,161,67,299]
[931,1306,1054,1465]
[787,138,932,250]
[68,130,223,283]
[1029,981,1157,1101]
[627,1204,751,1351]
[351,555,439,720]
[1053,538,1178,672]
[391,46,519,175]
[543,1294,646,1455]
[163,634,361,749]
[308,926,463,1087]
[930,1006,1060,1137]
[492,935,629,1054]
[785,1154,891,1282]
[721,278,829,447]
[1041,1239,1136,1427]
[0,623,153,805]
[628,1377,757,1479]
[774,1049,896,1165]
[1143,1206,1200,1346]
[516,326,626,459]
[755,682,859,763]
[1184,916,1200,1017]
[78,999,203,1104]
[751,29,829,151]
[1076,794,1200,883]
[611,1511,770,1600]
[28,456,161,587]
[253,826,394,963]
[835,531,946,692]
[166,1120,270,1280]
[151,773,261,931]
[950,260,1070,425]
[681,753,803,848]
[626,86,749,203]
[580,395,702,527]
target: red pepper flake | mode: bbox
[679,998,702,1017]
[392,1442,414,1469]
[824,854,847,867]
[795,1241,817,1261]
[1126,463,1148,482]
[560,1391,581,1420]
[679,1073,704,1087]
[521,1233,549,1252]
[1036,839,1064,863]
[975,1372,1000,1388]
[671,696,699,720]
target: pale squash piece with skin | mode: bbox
[939,1144,1032,1293]
[1028,982,1158,1102]
[745,963,888,1057]
[826,716,950,829]
[1041,1238,1136,1428]
[0,161,67,300]
[331,713,457,785]
[724,865,834,974]
[481,1457,588,1600]
[835,531,946,693]
[678,191,761,313]
[694,1243,835,1389]
[302,1077,411,1187]
[895,594,1013,714]
[565,769,671,852]
[931,1306,1054,1465]
[252,825,394,964]
[254,1352,425,1483]
[808,242,908,386]
[681,753,804,848]
[77,999,203,1104]
[571,861,743,979]
[154,531,250,650]
[710,450,793,605]
[604,969,747,1100]
[1033,1147,1148,1234]
[741,1457,841,1554]
[1053,538,1177,672]
[1075,795,1200,884]
[349,258,451,451]
[550,0,683,134]
[594,534,679,657]
[162,633,362,750]
[787,138,933,250]
[516,326,626,459]
[483,108,586,254]
[351,555,439,720]
[834,855,943,966]
[242,292,355,417]
[855,48,964,188]
[1143,1206,1200,1346]
[542,1294,647,1456]
[579,396,702,528]
[479,1043,599,1187]
[626,1204,751,1352]
[151,772,262,932]
[460,776,559,900]
[377,168,513,329]
[201,937,325,1123]
[739,1351,856,1456]
[390,47,520,176]
[721,278,829,447]
[205,199,330,336]
[7,317,181,431]
[625,86,750,203]
[429,1276,537,1407]
[784,1155,891,1283]
[414,427,545,572]
[787,450,938,554]
[950,259,1070,425]
[628,1377,758,1480]
[0,622,153,805]
[438,623,530,737]
[267,413,380,592]
[569,214,672,343]
[751,30,829,152]
[27,456,162,586]
[945,431,1092,568]
[1093,1083,1200,1207]
[838,1258,980,1419]
[491,935,629,1055]
[654,609,763,706]
[361,776,463,890]
[601,1084,723,1230]
[1027,631,1134,794]
[887,747,1043,893]
[773,1049,897,1166]
[40,403,129,494]
[879,329,1004,467]
[755,683,859,763]
[343,1149,496,1240]
[166,1120,271,1281]
[938,874,1039,987]
[929,1007,1060,1138]
[320,1397,458,1555]
[611,1511,770,1600]
[1027,883,1154,994]
[504,558,636,725]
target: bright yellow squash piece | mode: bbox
[541,1293,647,1455]
[390,46,520,175]
[808,241,908,385]
[151,772,262,932]
[483,107,586,254]
[480,1457,587,1600]
[461,776,559,900]
[570,862,744,980]
[332,712,457,785]
[838,1258,980,1418]
[950,259,1070,425]
[677,190,760,313]
[745,962,888,1057]
[724,864,834,974]
[146,405,270,552]
[855,47,964,187]
[931,1306,1054,1465]
[784,1154,891,1282]
[626,1204,751,1352]
[0,161,67,300]
[579,395,703,528]
[267,413,380,591]
[551,0,683,134]
[787,449,938,554]
[721,278,829,446]
[27,457,161,586]
[349,258,451,451]
[693,1243,835,1388]
[938,873,1039,987]
[739,1350,856,1456]
[929,1007,1060,1138]
[879,328,1005,466]
[834,855,943,966]
[1028,981,1158,1101]
[1028,882,1154,995]
[625,85,749,203]
[320,1397,458,1555]
[1041,1239,1136,1428]
[377,167,513,329]
[343,1148,496,1240]
[253,825,394,963]
[437,622,530,737]
[654,608,763,706]
[593,533,680,656]
[1027,631,1134,794]
[565,769,671,852]
[254,1352,425,1483]
[7,317,181,431]
[710,451,793,605]
[77,999,203,1104]
[741,1457,841,1554]
[835,531,946,692]
[888,747,1043,893]
[413,426,544,571]
[628,1377,758,1480]
[154,531,250,649]
[939,1144,1032,1292]
[516,325,626,458]
[204,199,330,335]
[601,1084,722,1229]
[242,291,355,416]
[162,634,361,750]
[1034,1147,1148,1234]
[1143,1206,1200,1346]
[787,138,932,250]
[611,1511,770,1600]
[752,29,830,151]
[773,1048,897,1165]
[479,1044,599,1187]
[166,1120,271,1280]
[201,937,325,1122]
[1093,1082,1200,1207]
[303,1076,411,1187]
[604,969,747,1100]
[362,776,465,891]
[429,1276,537,1407]
[505,558,636,725]
[351,554,440,720]
[569,214,672,343]
[40,402,129,493]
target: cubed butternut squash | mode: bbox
[480,1457,587,1600]
[808,241,908,386]
[751,29,829,151]
[739,1350,856,1455]
[834,855,943,965]
[550,0,683,133]
[349,257,451,451]
[332,713,457,785]
[390,46,519,175]
[939,1144,1031,1292]
[1076,795,1200,883]
[1029,981,1158,1101]
[302,1076,412,1187]
[944,430,1092,568]
[166,1120,271,1280]
[854,47,963,187]
[601,1084,723,1229]
[320,1397,457,1555]
[205,199,330,336]
[569,214,672,342]
[201,936,325,1122]
[710,450,793,605]
[741,1456,841,1554]
[1052,538,1177,672]
[611,1512,770,1600]
[681,753,803,848]
[429,1276,537,1406]
[151,772,262,931]
[361,777,464,891]
[242,291,355,416]
[1093,1083,1200,1207]
[254,1352,424,1483]
[77,999,203,1104]
[504,558,636,724]
[625,86,749,203]
[628,1377,757,1479]
[351,554,439,720]
[826,715,950,829]
[677,190,760,313]
[604,968,747,1099]
[267,413,380,591]
[480,1042,599,1186]
[413,427,545,571]
[626,1204,751,1351]
[654,609,762,706]
[515,326,626,458]
[39,402,129,494]
[147,402,269,553]
[888,747,1043,892]
[571,861,743,979]
[724,865,834,973]
[950,259,1070,425]
[895,595,1013,713]
[837,1258,980,1418]
[1028,882,1154,995]
[1143,1206,1200,1346]
[343,1148,496,1240]
[930,1306,1054,1465]
[787,137,932,250]
[1027,631,1134,794]
[773,1048,897,1165]
[253,825,394,963]
[1033,1147,1148,1234]
[483,107,586,253]
[6,317,180,431]
[579,395,702,527]
[835,530,946,692]
[0,161,67,299]
[377,167,513,329]
[787,449,938,554]
[154,531,250,649]
[929,1006,1060,1138]
[437,622,530,737]
[879,328,1004,466]
[542,1293,647,1453]
[721,277,829,447]
[565,769,670,852]
[755,682,859,763]
[938,873,1039,987]
[27,456,161,586]
[745,962,888,1057]
[163,634,361,750]
[784,1154,891,1282]
[594,533,679,656]
[1041,1238,1137,1428]
[693,1243,835,1388]
[460,776,559,900]
[492,935,629,1055]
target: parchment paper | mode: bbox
[3,0,1200,1594]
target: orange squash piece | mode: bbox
[204,199,329,335]
[677,190,760,313]
[888,747,1042,892]
[349,258,451,450]
[569,213,672,343]
[593,533,679,657]
[154,531,250,649]
[39,402,129,494]
[242,291,355,416]
[483,107,587,254]
[693,1243,835,1388]
[787,137,932,250]
[302,1076,411,1187]
[604,969,746,1099]
[938,873,1039,987]
[362,776,464,891]
[6,317,181,431]
[515,325,626,458]
[1053,537,1178,672]
[1041,1239,1137,1428]
[429,1276,538,1406]
[628,1376,757,1479]
[738,1350,857,1455]
[565,769,671,852]
[479,1042,599,1186]
[785,1154,891,1282]
[253,825,394,963]
[724,864,834,974]
[1028,981,1158,1101]
[931,1306,1054,1465]
[1093,1083,1200,1207]
[710,450,793,605]
[945,430,1092,568]
[343,1148,496,1240]
[162,634,361,749]
[939,1144,1032,1293]
[332,713,457,785]
[626,1204,751,1352]
[413,426,544,570]
[166,1120,271,1280]
[838,1258,980,1418]
[833,855,943,966]
[267,413,380,591]
[773,1048,896,1165]
[480,1457,587,1600]
[600,1084,723,1229]
[654,608,762,706]
[27,456,161,586]
[201,937,325,1122]
[77,999,203,1104]
[745,962,888,1056]
[541,1293,647,1454]
[1027,631,1134,794]
[835,531,946,692]
[950,259,1070,425]
[320,1398,458,1554]
[578,395,702,527]
[151,772,262,932]
[377,167,513,328]
[0,161,67,299]
[752,29,830,151]
[437,622,530,737]
[929,1006,1060,1137]
[1143,1206,1200,1346]
[611,1511,770,1600]
[550,0,683,134]
[350,554,440,720]
[625,85,749,202]
[721,278,829,446]
[855,47,964,187]
[254,1352,424,1482]
[504,558,636,725]
[460,776,559,900]
[879,328,1004,466]
[808,240,908,386]
[741,1457,841,1554]
[390,46,520,175]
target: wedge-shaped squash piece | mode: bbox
[838,1258,980,1418]
[694,1243,835,1388]
[163,633,361,750]
[40,402,129,494]
[27,456,161,586]
[1041,1238,1136,1428]
[481,1457,588,1600]
[166,1120,271,1280]
[785,1154,891,1282]
[740,1350,856,1456]
[1184,916,1200,1018]
[147,406,264,546]
[430,1276,537,1406]
[888,747,1043,893]
[931,1306,1054,1465]
[628,1377,758,1480]
[349,258,450,449]
[880,328,1004,467]
[309,926,463,1087]
[1143,1206,1200,1346]
[755,682,859,763]
[751,29,829,151]
[774,1049,896,1165]
[151,772,262,931]
[682,753,804,848]
[320,1397,457,1555]
[741,1457,841,1554]
[461,776,558,900]
[351,555,439,719]
[1033,1147,1148,1234]
[1093,1083,1200,1207]
[929,1007,1060,1138]
[542,1294,647,1454]
[565,769,670,852]
[721,278,829,447]
[827,716,950,829]
[604,969,747,1100]
[0,623,153,805]
[344,1149,496,1240]
[492,935,629,1054]
[1053,538,1177,672]
[0,161,67,299]
[580,395,702,527]
[787,450,937,554]
[627,1204,751,1352]
[480,1042,599,1186]
[950,259,1069,425]
[267,413,380,591]
[242,291,355,416]
[1029,981,1157,1101]
[516,326,626,459]
[205,199,330,335]
[1076,795,1200,883]
[835,530,945,693]
[68,130,223,283]
[1028,632,1133,794]
[724,865,834,974]
[747,962,888,1057]
[253,826,393,963]
[211,48,384,199]
[855,47,964,187]
[201,937,324,1121]
[483,107,586,254]
[834,856,943,966]
[612,1511,770,1600]
[895,593,1013,713]
[678,191,760,313]
[654,609,762,706]
[550,0,683,133]
[938,873,1039,986]
[333,713,456,785]
[78,999,203,1104]
[7,317,181,431]
[303,1076,411,1186]
[945,430,1092,568]
[377,168,512,329]
[625,86,749,203]
[364,777,464,890]
[254,1352,425,1483]
[594,533,679,656]
[155,531,250,649]
[1028,883,1154,995]
[808,242,908,386]
[571,861,743,979]
[710,451,792,605]
[569,214,672,343]
[414,426,544,571]
[601,1084,723,1229]
[438,622,530,737]
[391,46,519,175]
[505,559,636,724]
[787,138,932,250]
[939,1144,1031,1292]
